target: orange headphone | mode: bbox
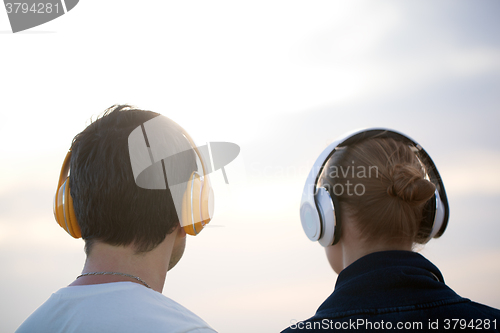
[53,119,214,238]
[179,133,215,236]
[53,151,81,238]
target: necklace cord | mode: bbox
[76,271,152,289]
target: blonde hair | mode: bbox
[322,137,436,245]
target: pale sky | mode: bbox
[1,1,500,332]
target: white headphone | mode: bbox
[300,128,450,247]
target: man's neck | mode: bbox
[69,230,180,292]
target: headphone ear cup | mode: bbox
[419,192,435,241]
[429,189,446,239]
[330,192,342,245]
[54,178,81,238]
[64,179,81,238]
[200,175,214,225]
[54,181,66,230]
[316,187,338,247]
[420,189,446,242]
[181,172,206,235]
[181,173,194,235]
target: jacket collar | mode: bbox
[315,251,459,318]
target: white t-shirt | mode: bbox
[16,282,217,333]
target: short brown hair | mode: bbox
[69,105,196,255]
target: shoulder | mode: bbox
[100,284,217,332]
[16,283,217,333]
[280,300,500,333]
[453,300,500,318]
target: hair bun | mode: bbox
[387,164,436,205]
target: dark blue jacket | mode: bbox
[281,251,500,332]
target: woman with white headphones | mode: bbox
[281,129,500,332]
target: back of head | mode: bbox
[69,105,196,254]
[322,137,436,245]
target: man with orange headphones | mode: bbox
[16,105,216,333]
